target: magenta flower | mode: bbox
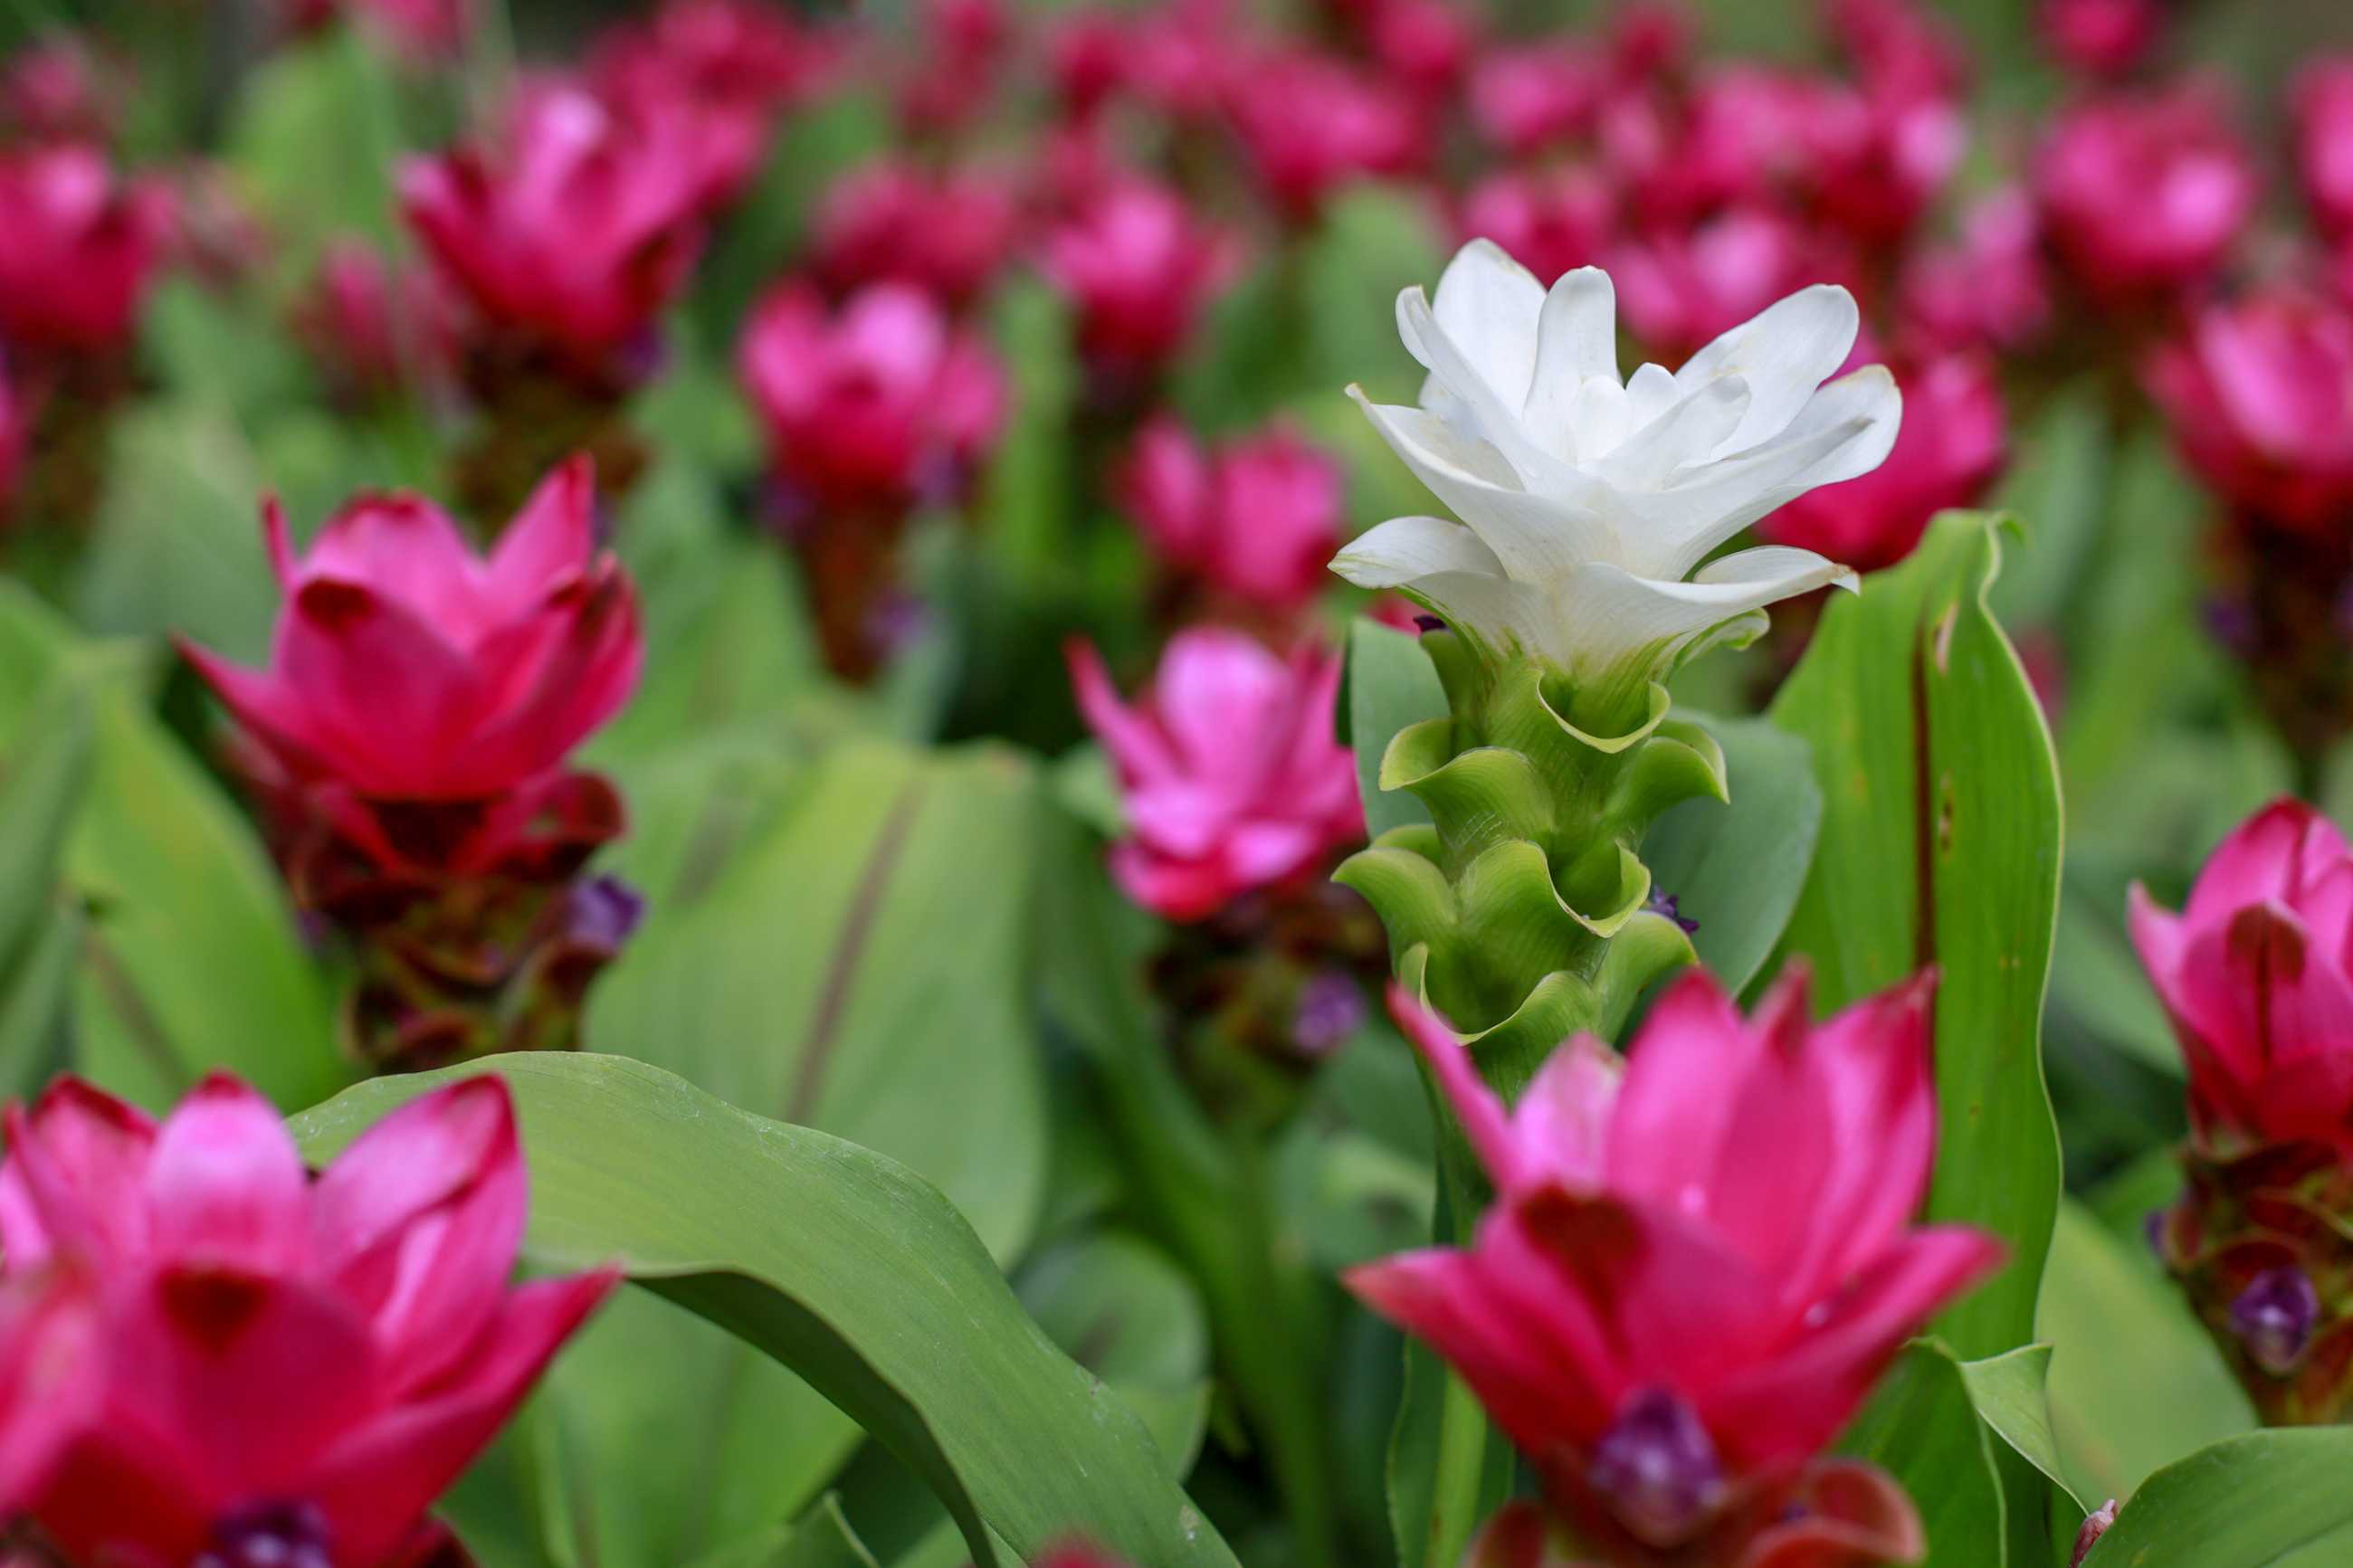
[1366,0,1480,100]
[0,1072,616,1567]
[1047,9,1132,122]
[738,280,1006,513]
[1459,166,1615,287]
[1763,350,2006,572]
[1119,415,1343,616]
[0,143,172,357]
[295,238,457,404]
[2294,59,2353,243]
[400,82,708,368]
[1068,630,1363,921]
[1041,180,1236,380]
[1466,43,1604,156]
[2130,799,2353,1157]
[2033,81,2255,306]
[1799,76,1967,251]
[2148,289,2353,534]
[2039,0,2161,78]
[1348,971,2000,1556]
[1898,185,2053,356]
[0,40,122,147]
[178,456,642,804]
[1610,205,1854,359]
[810,159,1020,312]
[1224,51,1424,221]
[587,0,838,212]
[1128,0,1234,123]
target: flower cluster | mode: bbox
[180,458,644,1070]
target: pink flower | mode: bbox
[1460,166,1616,285]
[1068,630,1363,921]
[2147,289,2353,533]
[2040,0,2161,78]
[179,456,642,803]
[400,83,709,367]
[1120,415,1343,614]
[1466,43,1604,156]
[1763,351,2006,572]
[2033,81,2255,305]
[738,281,1006,512]
[1610,205,1854,360]
[1047,9,1131,121]
[1899,185,2053,355]
[1349,972,2000,1554]
[2131,799,2353,1156]
[2294,60,2353,243]
[1606,0,1697,82]
[0,143,173,356]
[1367,0,1480,99]
[896,0,1013,135]
[1129,0,1234,122]
[809,159,1019,311]
[0,39,123,146]
[0,1072,616,1567]
[1799,77,1967,251]
[347,0,474,58]
[1825,0,1969,100]
[294,238,458,404]
[1041,180,1236,378]
[587,0,837,211]
[1224,51,1424,221]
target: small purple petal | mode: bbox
[1413,614,1446,633]
[1645,889,1700,935]
[1292,969,1367,1056]
[193,1502,336,1568]
[2230,1265,2320,1375]
[1587,1387,1727,1547]
[567,875,645,955]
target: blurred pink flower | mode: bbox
[1602,68,1816,229]
[1225,51,1424,221]
[1042,179,1236,379]
[1367,0,1481,99]
[897,0,1014,134]
[1899,185,2053,355]
[0,39,124,147]
[0,143,172,356]
[1764,351,2006,572]
[1800,76,1967,251]
[343,0,474,60]
[1459,166,1615,286]
[1120,414,1343,614]
[2131,799,2353,1156]
[1606,0,1698,82]
[2294,59,2353,243]
[2033,81,2255,305]
[1069,630,1362,921]
[738,280,1006,512]
[2039,0,2162,78]
[1047,9,1132,122]
[2148,288,2353,533]
[1350,971,1997,1555]
[400,83,708,367]
[1825,0,1969,100]
[1466,43,1604,157]
[811,159,1020,310]
[588,0,838,211]
[1611,205,1853,359]
[1129,0,1234,122]
[180,457,642,803]
[0,1072,615,1567]
[295,238,457,404]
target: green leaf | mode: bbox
[1769,512,2065,1559]
[688,1497,880,1568]
[1956,1345,2083,1511]
[1344,621,1448,841]
[1837,1344,2015,1565]
[2037,1200,2253,1508]
[221,28,407,268]
[290,1054,1238,1568]
[2080,1430,2353,1567]
[1639,712,1821,993]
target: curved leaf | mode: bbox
[2081,1430,2353,1567]
[291,1052,1239,1568]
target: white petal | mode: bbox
[1519,268,1620,462]
[1592,375,1752,488]
[1675,284,1861,456]
[1546,546,1854,677]
[1610,366,1902,580]
[1397,289,1572,495]
[1425,238,1547,406]
[1623,362,1681,427]
[1350,389,1624,572]
[1330,515,1506,588]
[1398,569,1561,665]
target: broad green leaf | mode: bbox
[1956,1345,2083,1510]
[1769,512,2064,1560]
[2080,1430,2353,1567]
[1837,1345,2013,1564]
[2037,1201,2253,1507]
[1343,621,1447,840]
[1641,712,1821,994]
[688,1497,879,1568]
[0,673,96,1097]
[290,1054,1238,1568]
[1986,385,2110,632]
[1302,187,1447,407]
[220,26,407,273]
[541,738,1049,1563]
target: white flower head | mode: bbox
[1334,240,1900,712]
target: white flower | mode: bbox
[1334,240,1900,700]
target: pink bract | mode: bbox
[0,1072,615,1568]
[179,456,642,803]
[1068,630,1364,921]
